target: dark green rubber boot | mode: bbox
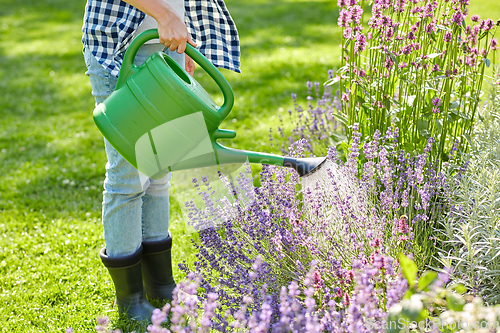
[99,245,155,321]
[142,234,177,300]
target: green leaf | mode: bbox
[344,38,351,48]
[417,119,431,138]
[383,98,391,112]
[462,133,475,151]
[450,283,467,294]
[436,24,452,32]
[402,288,415,300]
[458,111,470,120]
[324,76,341,86]
[330,132,347,144]
[337,141,349,153]
[417,271,438,292]
[331,112,348,127]
[434,118,443,132]
[399,253,418,287]
[449,112,458,123]
[338,65,349,73]
[417,119,428,131]
[449,101,460,110]
[356,94,366,105]
[403,142,415,153]
[446,292,466,311]
[427,52,442,59]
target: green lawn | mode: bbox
[0,0,499,331]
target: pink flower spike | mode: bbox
[444,31,453,43]
[491,38,499,51]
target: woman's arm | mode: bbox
[122,0,197,53]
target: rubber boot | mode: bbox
[99,245,155,321]
[142,234,177,300]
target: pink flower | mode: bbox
[338,9,352,28]
[342,93,350,103]
[401,44,413,55]
[350,5,364,26]
[346,270,355,284]
[480,19,495,31]
[385,26,395,40]
[397,215,409,234]
[384,56,394,69]
[451,10,464,25]
[371,237,382,248]
[423,0,438,18]
[492,38,499,51]
[395,0,407,13]
[343,27,353,39]
[471,14,480,22]
[343,292,351,306]
[313,271,322,290]
[432,97,441,107]
[354,32,367,53]
[444,31,453,43]
[426,22,436,34]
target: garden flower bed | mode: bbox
[89,0,500,332]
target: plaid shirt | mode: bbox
[82,0,240,77]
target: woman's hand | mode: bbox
[123,0,197,53]
[155,8,197,53]
[185,55,195,76]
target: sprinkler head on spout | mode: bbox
[283,156,328,177]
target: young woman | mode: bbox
[82,0,240,320]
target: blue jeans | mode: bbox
[84,45,185,257]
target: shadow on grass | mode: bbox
[228,0,340,49]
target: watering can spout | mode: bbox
[215,144,327,177]
[283,156,328,177]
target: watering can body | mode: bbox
[93,29,325,179]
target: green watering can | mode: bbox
[93,29,326,179]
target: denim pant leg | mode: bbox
[84,45,185,257]
[140,49,185,244]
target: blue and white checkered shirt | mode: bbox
[82,0,241,77]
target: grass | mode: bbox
[0,0,499,332]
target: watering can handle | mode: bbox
[116,29,234,120]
